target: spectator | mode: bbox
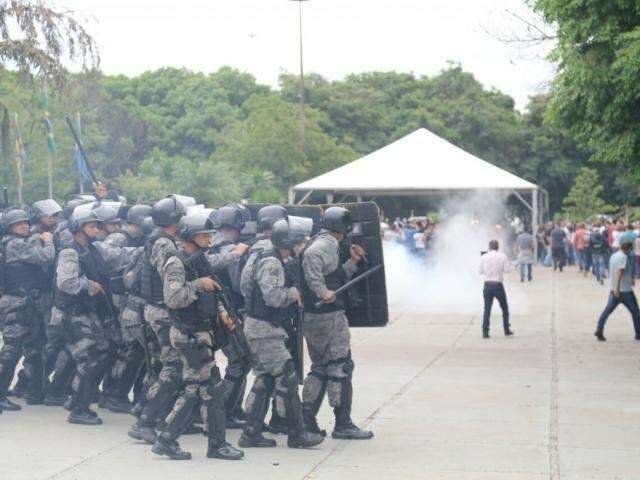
[594,240,640,341]
[550,223,568,272]
[590,225,607,285]
[573,223,587,272]
[516,227,535,282]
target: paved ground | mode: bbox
[1,266,640,480]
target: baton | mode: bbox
[313,264,383,309]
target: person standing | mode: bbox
[300,207,373,440]
[479,240,513,339]
[590,226,607,284]
[594,241,640,341]
[516,227,535,282]
[573,223,587,272]
[550,223,567,272]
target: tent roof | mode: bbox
[294,128,537,195]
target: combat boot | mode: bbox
[0,397,22,411]
[101,395,132,414]
[68,410,103,425]
[302,408,326,437]
[24,393,45,405]
[332,420,374,440]
[238,431,277,448]
[128,421,157,444]
[288,431,324,449]
[332,378,373,440]
[43,392,67,407]
[282,370,324,449]
[151,437,191,460]
[207,439,244,460]
[267,409,288,434]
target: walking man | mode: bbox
[594,240,640,341]
[516,227,535,282]
[479,240,513,339]
[549,223,567,272]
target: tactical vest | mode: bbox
[107,229,137,295]
[300,234,347,314]
[171,249,219,332]
[245,250,294,327]
[54,241,109,314]
[1,235,47,296]
[210,240,244,310]
[140,229,175,305]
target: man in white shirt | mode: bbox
[479,240,513,339]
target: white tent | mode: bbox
[291,128,547,230]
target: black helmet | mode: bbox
[93,203,120,224]
[271,216,312,249]
[62,198,91,220]
[257,205,288,232]
[211,204,246,231]
[141,216,156,237]
[31,199,62,220]
[321,207,352,234]
[127,205,153,226]
[4,208,30,228]
[178,212,215,241]
[151,195,187,227]
[69,207,100,233]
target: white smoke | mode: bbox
[384,191,529,316]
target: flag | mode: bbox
[75,140,92,186]
[13,114,27,177]
[42,84,57,156]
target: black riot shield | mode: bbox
[321,202,389,328]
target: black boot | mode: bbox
[128,420,157,444]
[100,394,132,414]
[68,376,102,425]
[224,369,248,429]
[483,330,490,339]
[0,396,22,411]
[504,328,514,336]
[302,371,328,437]
[332,378,373,440]
[206,366,245,459]
[281,371,324,449]
[594,330,606,341]
[151,436,191,460]
[207,438,244,460]
[239,374,276,448]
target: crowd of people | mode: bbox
[0,193,374,461]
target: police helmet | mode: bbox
[320,207,353,234]
[141,216,156,237]
[271,216,312,250]
[257,205,288,232]
[4,208,30,228]
[178,212,216,241]
[69,207,100,234]
[151,195,187,227]
[92,203,120,224]
[127,205,153,226]
[211,204,246,231]
[31,199,62,220]
[62,198,91,220]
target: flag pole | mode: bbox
[14,113,23,204]
[76,112,83,194]
[44,83,53,198]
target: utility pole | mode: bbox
[290,0,310,153]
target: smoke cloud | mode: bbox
[384,191,529,316]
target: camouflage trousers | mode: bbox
[0,295,43,398]
[64,309,112,412]
[161,327,225,442]
[138,304,182,427]
[302,310,352,412]
[244,316,292,420]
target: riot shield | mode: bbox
[321,202,388,328]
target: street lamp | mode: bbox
[290,0,310,153]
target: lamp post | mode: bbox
[290,0,309,153]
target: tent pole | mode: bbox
[512,190,532,211]
[296,190,313,205]
[532,188,539,259]
[326,193,334,204]
[288,187,295,205]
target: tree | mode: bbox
[532,0,640,175]
[0,1,99,83]
[561,167,612,221]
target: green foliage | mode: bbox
[532,0,640,175]
[561,167,613,221]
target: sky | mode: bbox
[53,0,556,110]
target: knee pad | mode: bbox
[206,366,225,398]
[253,373,275,394]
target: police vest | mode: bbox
[210,240,244,310]
[140,229,175,305]
[53,240,110,314]
[171,249,219,332]
[245,250,294,327]
[1,235,47,296]
[300,234,347,314]
[107,229,138,295]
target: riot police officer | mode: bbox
[239,218,323,449]
[300,207,373,440]
[0,209,55,410]
[151,212,244,461]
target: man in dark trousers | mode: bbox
[479,240,513,339]
[594,240,640,341]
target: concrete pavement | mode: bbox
[1,266,640,480]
